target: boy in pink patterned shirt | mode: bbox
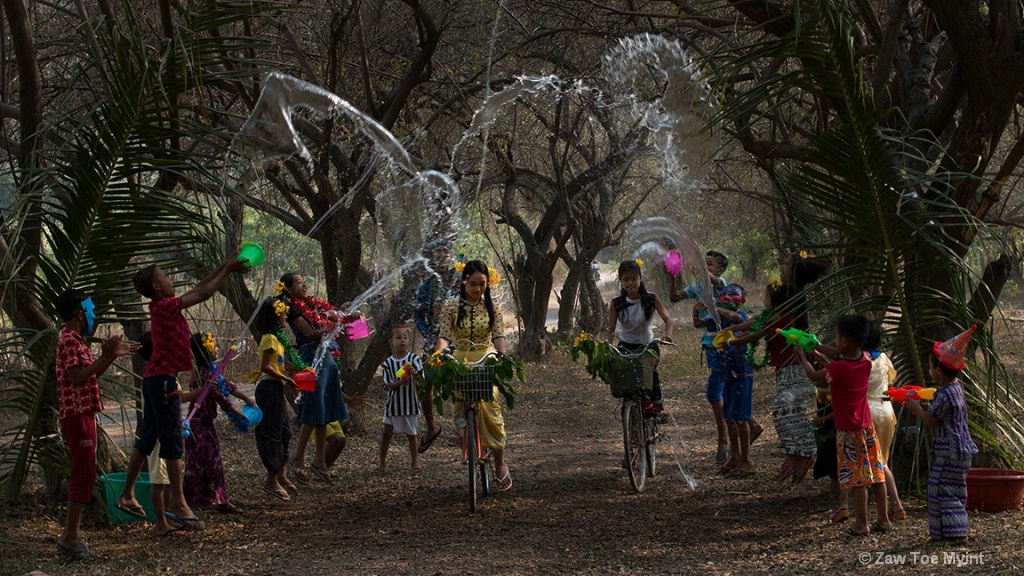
[115,257,247,532]
[54,289,138,559]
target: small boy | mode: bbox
[54,289,139,559]
[116,257,247,531]
[712,285,756,477]
[378,324,423,474]
[795,314,888,536]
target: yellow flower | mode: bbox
[274,279,286,294]
[799,250,809,260]
[574,331,592,347]
[768,277,782,291]
[273,299,290,316]
[202,332,216,354]
[453,262,466,275]
[488,267,501,287]
[635,258,644,268]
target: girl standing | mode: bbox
[254,298,300,502]
[183,332,255,512]
[435,260,513,490]
[605,259,674,411]
[904,325,979,542]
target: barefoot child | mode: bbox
[904,325,979,542]
[378,323,422,473]
[54,289,139,559]
[254,298,300,501]
[712,285,756,477]
[795,314,888,536]
[117,257,248,530]
[183,332,255,513]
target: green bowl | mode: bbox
[237,242,265,267]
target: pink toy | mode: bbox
[345,317,370,340]
[663,249,682,276]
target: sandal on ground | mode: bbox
[889,507,907,521]
[417,425,442,454]
[262,486,292,502]
[496,469,513,491]
[289,462,311,485]
[56,541,92,561]
[216,502,244,514]
[163,511,206,531]
[777,460,795,482]
[830,508,850,524]
[871,521,892,534]
[714,448,731,464]
[282,483,300,497]
[310,466,334,483]
[845,526,870,537]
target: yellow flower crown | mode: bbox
[202,332,216,354]
[274,279,286,294]
[452,262,501,287]
[635,258,644,269]
[273,299,290,316]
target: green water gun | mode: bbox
[775,327,819,352]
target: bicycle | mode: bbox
[606,339,673,493]
[441,344,499,513]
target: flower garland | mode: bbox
[207,363,250,433]
[745,308,774,371]
[273,329,309,371]
[288,295,334,330]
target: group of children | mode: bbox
[609,250,981,542]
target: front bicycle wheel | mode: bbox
[481,457,493,497]
[622,400,647,492]
[645,417,657,477]
[466,408,480,513]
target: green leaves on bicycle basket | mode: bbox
[418,350,523,412]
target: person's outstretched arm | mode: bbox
[181,257,249,309]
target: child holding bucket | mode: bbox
[54,289,139,559]
[254,298,301,501]
[904,325,979,542]
[183,332,255,513]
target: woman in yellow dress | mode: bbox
[435,259,512,491]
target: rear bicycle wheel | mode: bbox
[466,408,480,513]
[622,400,647,492]
[645,417,657,477]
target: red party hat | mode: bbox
[932,324,976,371]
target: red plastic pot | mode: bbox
[293,370,316,392]
[966,468,1024,513]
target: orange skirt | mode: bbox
[836,426,886,488]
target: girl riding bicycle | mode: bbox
[435,259,512,491]
[605,259,674,412]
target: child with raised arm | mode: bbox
[904,325,979,542]
[378,323,423,474]
[668,251,729,459]
[795,315,888,536]
[606,259,674,413]
[183,332,255,513]
[54,289,139,559]
[116,256,248,531]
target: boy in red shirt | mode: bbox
[115,257,247,531]
[795,314,889,536]
[54,289,139,559]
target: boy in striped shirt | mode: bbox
[378,324,423,474]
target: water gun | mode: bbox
[775,327,819,352]
[184,345,239,430]
[712,330,735,350]
[885,385,936,405]
[395,362,414,380]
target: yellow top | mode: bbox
[437,298,505,362]
[259,334,286,381]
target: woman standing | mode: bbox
[279,273,348,483]
[434,260,513,491]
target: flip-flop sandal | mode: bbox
[496,470,513,491]
[216,502,244,514]
[289,462,311,485]
[845,526,870,537]
[830,508,850,524]
[56,541,92,560]
[417,426,442,454]
[311,466,334,483]
[777,461,796,481]
[115,503,147,519]
[870,521,892,534]
[262,487,292,502]
[282,484,300,497]
[164,511,206,531]
[714,448,731,464]
[154,526,187,538]
[889,508,907,521]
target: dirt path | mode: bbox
[4,343,1024,575]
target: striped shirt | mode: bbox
[381,353,423,417]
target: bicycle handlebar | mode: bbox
[604,338,675,359]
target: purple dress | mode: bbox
[183,368,236,507]
[927,381,978,539]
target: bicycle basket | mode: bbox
[455,364,496,402]
[606,355,654,398]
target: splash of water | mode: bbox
[665,412,699,490]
